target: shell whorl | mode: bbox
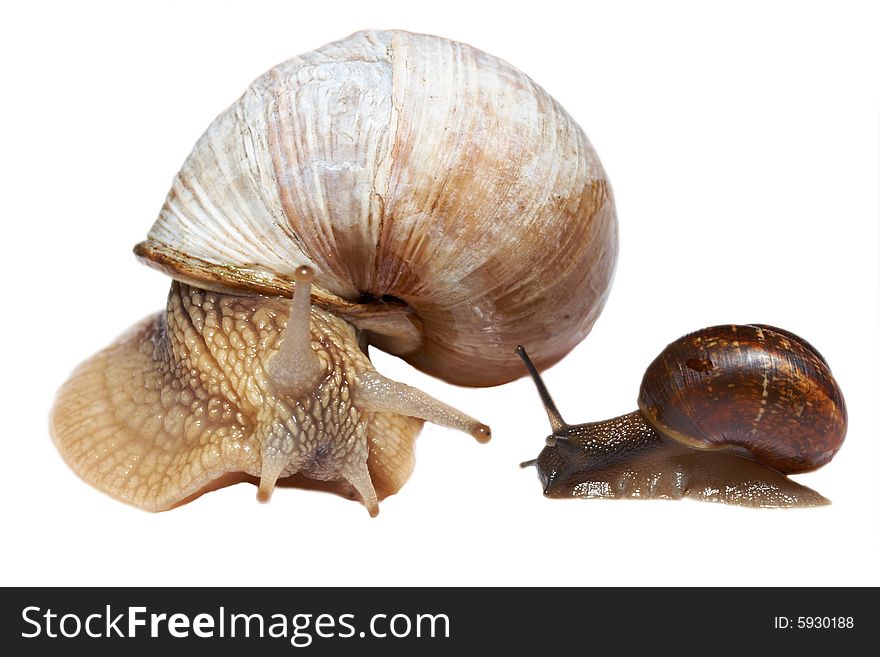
[136,30,618,386]
[637,324,847,473]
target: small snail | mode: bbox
[518,324,847,507]
[50,30,617,515]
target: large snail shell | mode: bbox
[637,324,847,474]
[134,30,617,386]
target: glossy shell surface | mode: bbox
[637,324,847,473]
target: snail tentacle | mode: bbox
[353,371,491,443]
[257,453,290,501]
[256,420,302,501]
[265,266,324,398]
[339,457,380,518]
[515,345,567,434]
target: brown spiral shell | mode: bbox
[637,324,847,474]
[134,29,618,387]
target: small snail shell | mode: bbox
[518,324,847,508]
[50,30,617,516]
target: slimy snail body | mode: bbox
[518,324,846,507]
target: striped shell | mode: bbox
[638,324,847,473]
[135,29,617,386]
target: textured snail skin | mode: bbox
[51,30,616,515]
[518,324,847,508]
[535,413,829,507]
[52,281,486,516]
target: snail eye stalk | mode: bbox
[515,345,567,434]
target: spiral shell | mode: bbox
[135,30,617,386]
[637,324,847,473]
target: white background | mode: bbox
[3,0,878,587]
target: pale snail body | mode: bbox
[51,31,617,515]
[518,324,847,508]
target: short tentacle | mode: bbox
[339,458,380,517]
[257,454,288,501]
[257,422,299,501]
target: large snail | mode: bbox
[518,324,847,507]
[50,30,617,516]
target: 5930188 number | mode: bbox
[797,617,853,629]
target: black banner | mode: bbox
[1,587,869,654]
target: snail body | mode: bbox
[518,324,847,507]
[51,30,617,515]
